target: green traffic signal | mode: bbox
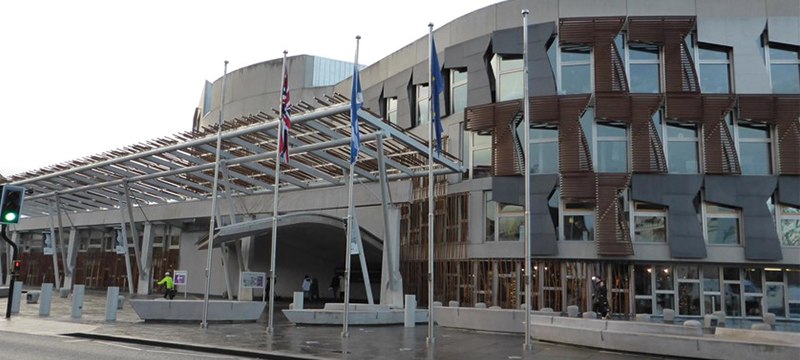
[0,185,25,225]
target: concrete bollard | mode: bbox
[474,302,487,309]
[105,287,120,322]
[703,314,718,328]
[71,285,85,318]
[289,303,294,310]
[520,303,528,310]
[60,288,70,298]
[489,306,501,310]
[433,301,443,307]
[26,291,41,304]
[448,300,459,307]
[683,320,701,328]
[636,314,651,322]
[540,307,554,313]
[117,295,125,310]
[404,295,416,328]
[663,309,675,322]
[763,313,777,326]
[751,323,771,331]
[567,305,579,318]
[712,311,726,325]
[10,282,22,314]
[582,311,597,319]
[39,284,53,317]
[292,291,304,310]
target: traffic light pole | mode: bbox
[1,224,18,319]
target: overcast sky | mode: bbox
[0,0,499,178]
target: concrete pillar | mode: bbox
[448,301,459,307]
[379,206,403,308]
[62,228,79,290]
[71,284,85,318]
[236,236,254,301]
[136,223,154,295]
[39,283,53,316]
[105,287,119,321]
[475,302,487,309]
[293,291,304,310]
[663,308,675,322]
[10,282,22,314]
[404,295,417,327]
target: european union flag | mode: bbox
[350,62,363,164]
[430,38,444,155]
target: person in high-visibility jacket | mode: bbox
[158,271,177,300]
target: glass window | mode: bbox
[767,43,800,94]
[744,268,763,293]
[485,191,495,242]
[634,202,667,243]
[528,126,559,174]
[725,283,742,317]
[498,215,523,241]
[656,266,673,290]
[677,265,699,280]
[634,265,653,295]
[451,69,468,114]
[705,203,740,245]
[766,284,785,317]
[788,270,800,319]
[666,122,700,174]
[656,293,674,314]
[563,203,594,241]
[723,267,740,281]
[417,84,429,125]
[471,132,492,178]
[703,266,720,292]
[560,46,592,95]
[581,108,594,160]
[697,45,731,94]
[679,283,701,315]
[736,121,772,175]
[386,97,398,124]
[596,122,628,173]
[493,55,524,101]
[628,44,661,93]
[780,205,800,246]
[745,295,763,317]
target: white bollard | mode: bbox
[404,295,416,328]
[293,291,304,310]
[71,285,85,318]
[10,282,22,314]
[117,295,125,310]
[39,284,53,316]
[59,288,70,298]
[105,287,120,322]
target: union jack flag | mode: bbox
[279,65,292,163]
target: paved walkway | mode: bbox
[0,287,793,359]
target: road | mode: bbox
[0,331,247,360]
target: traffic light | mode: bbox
[12,260,21,278]
[0,185,25,224]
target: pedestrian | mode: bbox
[311,277,320,301]
[329,275,340,300]
[302,275,312,300]
[593,279,610,319]
[157,271,177,300]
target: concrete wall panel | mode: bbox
[626,0,696,16]
[558,0,626,18]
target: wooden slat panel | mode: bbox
[560,17,628,93]
[595,174,633,256]
[667,94,739,174]
[493,101,524,176]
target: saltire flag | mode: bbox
[279,64,292,163]
[350,61,363,164]
[430,37,444,155]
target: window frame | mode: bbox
[777,204,800,247]
[560,202,595,241]
[450,68,468,114]
[702,201,743,246]
[693,38,734,94]
[624,34,664,94]
[731,117,775,175]
[469,131,492,179]
[492,54,525,102]
[664,120,703,174]
[594,120,630,173]
[557,41,594,95]
[763,38,800,94]
[632,202,668,243]
[416,83,430,125]
[385,97,398,125]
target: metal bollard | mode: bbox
[10,282,22,314]
[105,287,119,322]
[404,294,416,327]
[71,285,85,318]
[39,284,53,316]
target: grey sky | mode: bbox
[0,0,498,177]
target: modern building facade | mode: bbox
[3,0,799,322]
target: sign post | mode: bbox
[173,270,188,298]
[241,271,266,301]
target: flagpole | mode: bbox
[267,51,288,335]
[342,35,360,339]
[426,22,436,345]
[522,9,533,351]
[201,60,229,329]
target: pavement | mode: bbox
[0,287,792,359]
